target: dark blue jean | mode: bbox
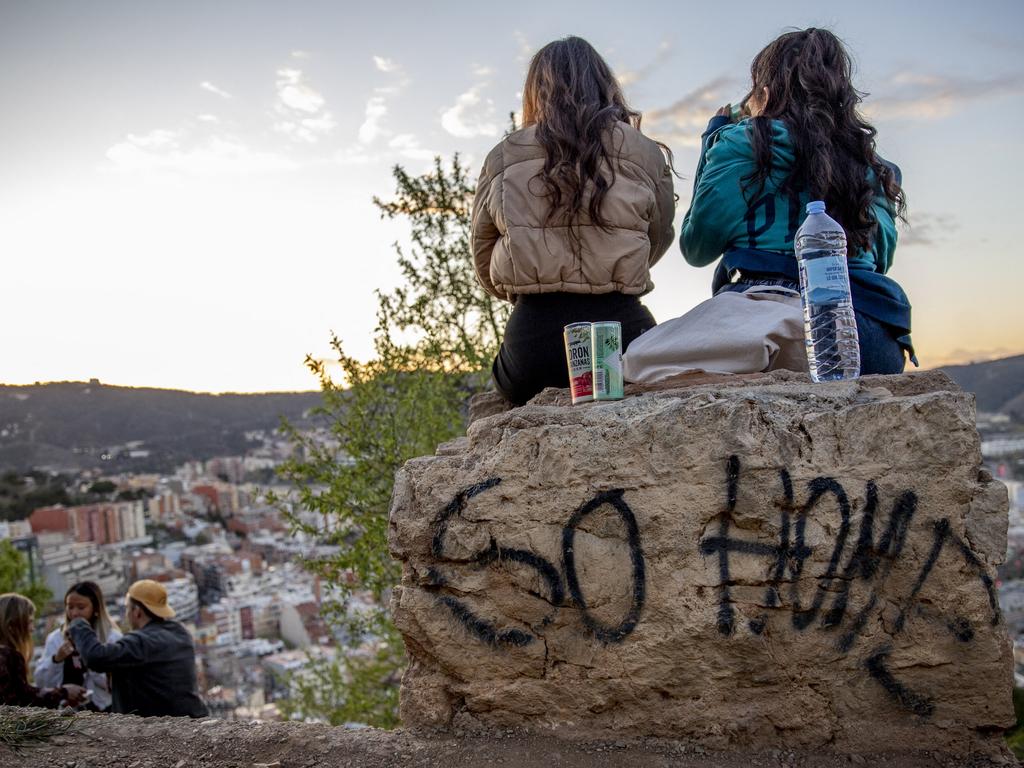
[718,278,906,376]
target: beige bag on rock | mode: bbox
[622,286,809,383]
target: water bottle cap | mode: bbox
[806,200,826,214]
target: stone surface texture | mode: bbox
[388,371,1014,757]
[4,706,1009,768]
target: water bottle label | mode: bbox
[802,252,850,304]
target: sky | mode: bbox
[1,0,1022,393]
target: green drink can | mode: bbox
[563,322,594,404]
[591,321,624,400]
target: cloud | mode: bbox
[291,50,310,59]
[441,83,500,139]
[358,96,388,144]
[373,55,399,73]
[197,114,220,124]
[899,212,959,247]
[275,68,325,113]
[330,57,429,164]
[121,128,178,149]
[273,68,335,143]
[644,76,740,146]
[352,56,411,146]
[105,128,295,176]
[333,145,375,166]
[640,67,1023,147]
[618,41,672,88]
[276,113,337,144]
[336,134,435,168]
[513,30,533,64]
[866,71,1024,121]
[200,81,232,99]
[388,133,435,161]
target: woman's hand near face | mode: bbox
[715,104,732,118]
[54,637,75,662]
[746,86,769,117]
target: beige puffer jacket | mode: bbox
[471,123,676,302]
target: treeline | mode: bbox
[0,383,322,473]
[0,471,149,522]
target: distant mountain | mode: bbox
[938,354,1024,417]
[3,357,1020,474]
[0,381,323,473]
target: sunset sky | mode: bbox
[2,0,1022,392]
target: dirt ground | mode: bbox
[0,708,1017,768]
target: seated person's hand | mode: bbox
[61,684,88,706]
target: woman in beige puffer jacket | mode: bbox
[472,36,675,405]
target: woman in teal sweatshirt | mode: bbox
[681,28,915,373]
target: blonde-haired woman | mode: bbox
[35,581,121,711]
[0,592,86,707]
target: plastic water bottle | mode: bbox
[795,201,860,381]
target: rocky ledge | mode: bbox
[0,706,1011,768]
[389,371,1014,759]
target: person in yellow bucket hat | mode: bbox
[126,579,176,619]
[67,579,208,717]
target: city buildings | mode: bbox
[35,533,123,600]
[4,433,357,722]
[29,500,147,546]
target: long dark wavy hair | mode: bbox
[742,28,906,251]
[522,36,671,251]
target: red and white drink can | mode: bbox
[563,322,594,404]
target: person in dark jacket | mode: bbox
[68,579,208,718]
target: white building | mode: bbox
[36,533,123,601]
[205,600,244,644]
[0,520,32,539]
[147,491,183,524]
[982,437,1024,458]
[1005,479,1023,523]
[163,574,200,623]
[118,500,148,543]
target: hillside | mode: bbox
[938,354,1024,416]
[0,381,322,473]
[1,354,1020,474]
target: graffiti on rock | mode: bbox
[423,456,1001,716]
[698,455,1001,716]
[428,482,644,647]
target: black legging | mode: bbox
[492,292,656,405]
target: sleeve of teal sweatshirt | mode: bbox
[680,119,755,267]
[869,159,902,274]
[870,198,898,274]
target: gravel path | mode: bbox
[1,708,1016,768]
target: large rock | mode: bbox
[388,371,1014,757]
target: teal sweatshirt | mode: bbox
[681,117,898,274]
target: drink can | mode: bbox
[591,321,624,400]
[563,322,593,404]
